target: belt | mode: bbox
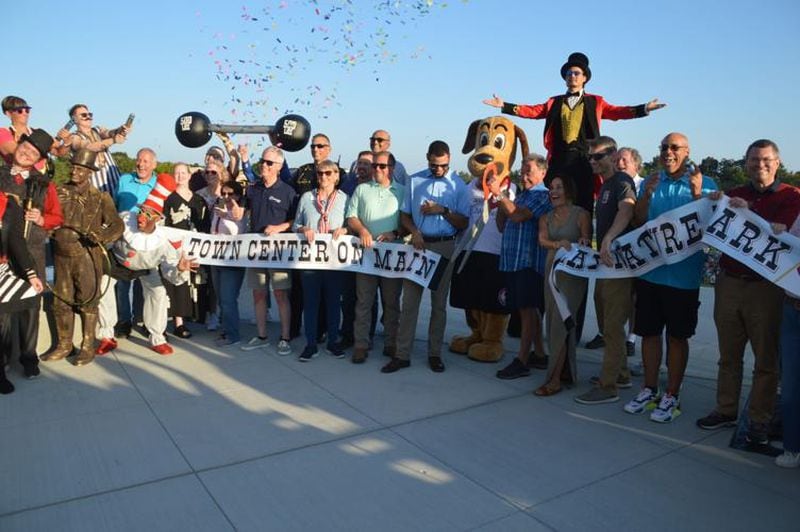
[722,270,763,282]
[423,234,457,243]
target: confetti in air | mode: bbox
[195,0,466,141]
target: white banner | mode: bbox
[160,228,447,289]
[550,196,800,321]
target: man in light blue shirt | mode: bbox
[383,141,470,374]
[114,148,157,213]
[624,132,718,423]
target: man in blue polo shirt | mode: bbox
[105,148,158,342]
[382,140,470,374]
[242,146,297,356]
[624,132,717,423]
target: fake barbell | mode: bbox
[174,112,311,152]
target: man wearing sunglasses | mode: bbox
[483,52,665,216]
[345,130,409,190]
[574,137,636,405]
[625,132,717,423]
[346,151,405,363]
[383,141,470,374]
[246,146,297,356]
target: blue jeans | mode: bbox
[301,270,342,348]
[780,301,800,452]
[115,278,143,324]
[216,267,245,343]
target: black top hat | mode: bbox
[19,128,53,158]
[71,148,99,171]
[560,52,591,82]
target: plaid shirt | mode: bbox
[499,188,552,273]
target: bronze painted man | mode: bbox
[41,149,124,366]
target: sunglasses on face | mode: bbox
[139,209,160,221]
[78,112,94,119]
[10,106,31,114]
[316,170,337,177]
[588,150,613,161]
[564,70,583,77]
[659,143,687,152]
[259,159,279,167]
[371,163,391,170]
[429,163,449,170]
[310,143,329,150]
[369,137,388,144]
[220,191,236,198]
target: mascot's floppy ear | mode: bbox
[462,119,481,154]
[509,125,529,170]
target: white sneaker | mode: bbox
[776,451,800,468]
[276,339,292,356]
[650,393,681,423]
[623,387,659,414]
[240,336,270,351]
[206,313,219,331]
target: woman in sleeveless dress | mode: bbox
[163,163,211,337]
[535,175,591,396]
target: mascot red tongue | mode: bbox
[448,116,528,363]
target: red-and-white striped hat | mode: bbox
[141,173,176,215]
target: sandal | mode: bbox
[173,325,192,339]
[533,384,562,397]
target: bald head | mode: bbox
[369,130,391,152]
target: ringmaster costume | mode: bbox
[41,150,124,366]
[485,52,665,215]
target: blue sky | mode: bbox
[5,0,800,173]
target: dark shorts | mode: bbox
[450,251,509,313]
[633,278,700,339]
[504,268,544,312]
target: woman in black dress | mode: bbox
[163,163,210,338]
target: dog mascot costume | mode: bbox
[449,116,528,362]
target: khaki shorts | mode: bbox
[247,268,291,291]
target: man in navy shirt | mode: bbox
[242,146,297,356]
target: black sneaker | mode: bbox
[527,352,548,370]
[496,358,531,380]
[585,334,605,349]
[298,346,318,362]
[114,321,132,339]
[24,365,40,379]
[327,343,345,359]
[746,422,769,445]
[696,411,738,430]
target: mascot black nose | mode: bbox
[475,153,493,164]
